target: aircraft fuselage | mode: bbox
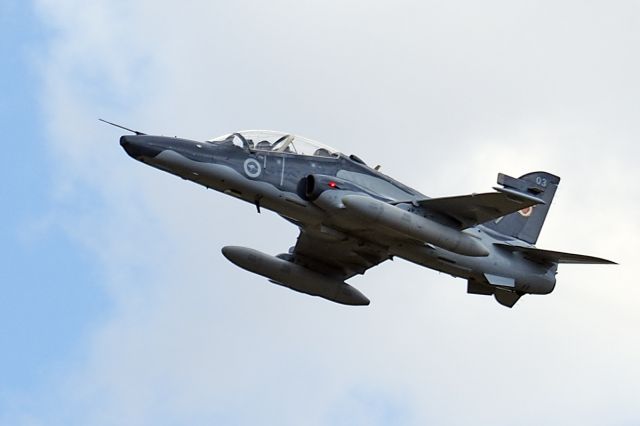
[120,134,557,303]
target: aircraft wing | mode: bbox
[289,228,391,280]
[416,191,544,229]
[495,243,617,265]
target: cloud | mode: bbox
[16,0,640,424]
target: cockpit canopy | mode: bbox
[207,130,340,158]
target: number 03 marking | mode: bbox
[535,176,548,187]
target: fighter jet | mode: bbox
[108,120,615,308]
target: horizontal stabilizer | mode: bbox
[495,243,617,265]
[415,191,544,229]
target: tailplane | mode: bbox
[484,171,560,244]
[494,244,616,265]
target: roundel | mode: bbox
[243,158,262,178]
[518,206,534,217]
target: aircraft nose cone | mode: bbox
[119,135,162,160]
[120,135,137,156]
[119,135,132,147]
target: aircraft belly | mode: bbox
[390,244,474,279]
[390,241,555,294]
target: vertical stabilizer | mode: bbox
[484,171,560,244]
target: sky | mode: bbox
[1,0,639,425]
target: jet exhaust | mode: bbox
[341,195,489,257]
[221,246,370,306]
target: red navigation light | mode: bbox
[328,181,338,188]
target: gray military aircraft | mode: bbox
[107,119,615,308]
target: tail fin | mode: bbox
[484,171,560,244]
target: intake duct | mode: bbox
[299,174,359,201]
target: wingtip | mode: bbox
[590,257,618,265]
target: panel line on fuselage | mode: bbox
[280,155,286,187]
